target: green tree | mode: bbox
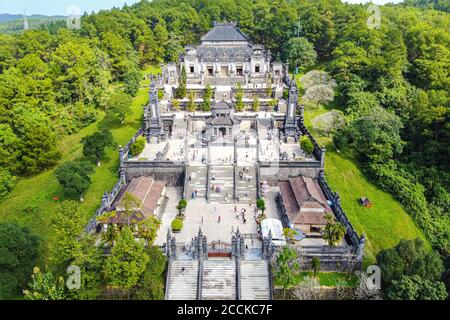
[256,198,266,215]
[187,91,196,112]
[121,192,142,225]
[50,201,83,268]
[81,129,115,165]
[283,228,298,243]
[67,234,104,300]
[235,82,244,112]
[387,275,447,300]
[0,168,16,199]
[202,84,213,111]
[283,37,317,71]
[0,223,39,299]
[273,246,300,299]
[133,246,167,300]
[12,105,61,174]
[311,257,321,278]
[103,226,149,290]
[252,96,260,112]
[23,267,66,300]
[55,161,93,197]
[334,106,404,164]
[376,238,444,288]
[123,68,141,96]
[106,92,133,124]
[323,214,346,246]
[176,66,187,99]
[176,199,188,217]
[137,217,161,245]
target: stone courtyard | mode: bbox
[154,187,280,248]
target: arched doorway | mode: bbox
[219,127,227,137]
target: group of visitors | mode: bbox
[238,167,252,183]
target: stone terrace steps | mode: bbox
[202,260,236,300]
[186,165,208,199]
[236,166,257,202]
[240,260,271,300]
[209,166,234,202]
[166,260,198,300]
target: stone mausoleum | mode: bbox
[86,23,366,301]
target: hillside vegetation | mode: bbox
[0,0,448,299]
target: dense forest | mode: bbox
[0,0,448,299]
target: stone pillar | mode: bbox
[231,234,237,260]
[170,237,177,260]
[335,192,341,207]
[166,230,172,258]
[101,191,109,208]
[320,146,326,168]
[202,235,208,261]
[357,234,366,261]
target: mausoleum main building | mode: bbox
[164,22,284,97]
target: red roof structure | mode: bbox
[278,176,331,225]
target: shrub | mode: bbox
[55,160,93,197]
[171,219,183,232]
[300,136,314,155]
[0,168,16,199]
[130,136,146,157]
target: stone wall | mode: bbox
[124,161,185,187]
[259,162,323,185]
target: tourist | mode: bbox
[243,218,247,224]
[218,216,221,223]
[181,267,185,273]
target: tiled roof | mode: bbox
[107,176,166,224]
[201,23,248,42]
[278,176,331,226]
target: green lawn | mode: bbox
[302,104,430,265]
[297,272,358,287]
[0,66,160,264]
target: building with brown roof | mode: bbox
[277,176,332,235]
[102,176,166,225]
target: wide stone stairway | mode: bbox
[209,165,234,202]
[236,166,257,202]
[186,165,207,199]
[202,260,236,300]
[240,260,271,300]
[165,259,271,300]
[166,260,199,300]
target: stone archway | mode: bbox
[219,127,227,137]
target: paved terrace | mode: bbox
[154,187,280,247]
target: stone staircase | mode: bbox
[240,260,271,300]
[209,166,234,202]
[236,166,257,202]
[202,260,236,300]
[185,165,208,199]
[166,260,199,300]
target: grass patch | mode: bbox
[0,65,160,265]
[297,272,358,287]
[303,105,430,265]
